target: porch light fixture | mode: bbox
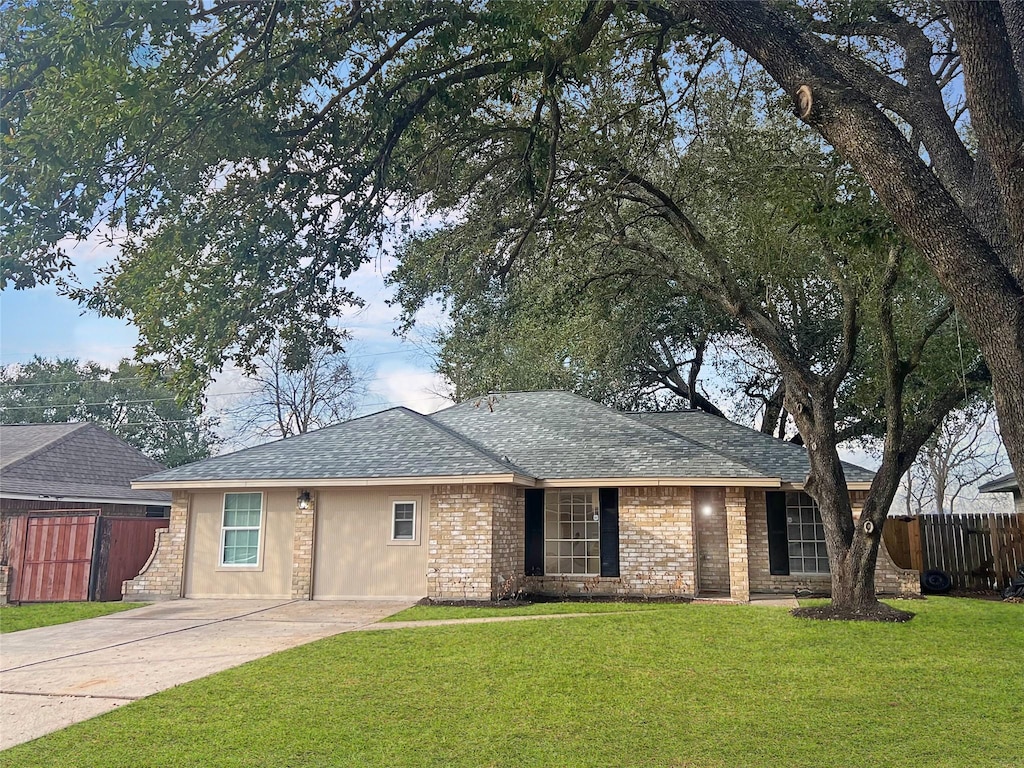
[701,505,714,517]
[297,490,312,510]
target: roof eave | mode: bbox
[133,472,537,490]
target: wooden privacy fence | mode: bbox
[884,513,1024,591]
[2,512,168,602]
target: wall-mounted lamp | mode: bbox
[297,490,312,510]
[701,505,714,517]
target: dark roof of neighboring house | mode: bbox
[0,423,171,505]
[978,472,1020,494]
[134,407,526,483]
[136,391,876,487]
[630,409,876,485]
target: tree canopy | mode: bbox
[2,0,1021,613]
[0,357,219,466]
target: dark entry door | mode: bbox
[20,514,98,601]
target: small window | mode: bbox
[222,492,262,566]
[392,501,416,541]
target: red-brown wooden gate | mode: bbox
[19,514,98,602]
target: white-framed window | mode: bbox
[786,492,829,574]
[544,489,600,575]
[392,500,416,541]
[221,492,262,566]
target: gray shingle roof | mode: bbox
[137,407,524,483]
[430,391,765,480]
[134,391,876,487]
[978,472,1019,494]
[0,423,171,504]
[630,410,876,485]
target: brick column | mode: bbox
[123,491,190,600]
[291,492,316,599]
[427,484,496,601]
[725,487,750,602]
[0,564,10,605]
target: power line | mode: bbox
[0,389,262,410]
[0,348,430,390]
[0,377,150,389]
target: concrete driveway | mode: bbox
[0,599,411,750]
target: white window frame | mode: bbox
[389,498,420,545]
[786,492,830,575]
[544,488,601,576]
[219,491,264,569]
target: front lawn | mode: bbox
[4,598,1020,767]
[0,602,144,634]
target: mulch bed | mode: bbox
[791,602,915,623]
[416,594,693,608]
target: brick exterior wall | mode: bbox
[428,484,503,600]
[490,485,525,599]
[524,486,697,598]
[122,491,189,600]
[746,489,920,596]
[0,564,9,605]
[291,494,316,599]
[725,487,750,601]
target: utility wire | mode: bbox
[0,389,262,410]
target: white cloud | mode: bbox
[364,366,452,415]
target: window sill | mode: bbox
[216,564,264,573]
[387,539,421,546]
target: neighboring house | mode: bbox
[979,472,1023,513]
[126,391,917,602]
[1,423,172,603]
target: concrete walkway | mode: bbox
[0,599,411,750]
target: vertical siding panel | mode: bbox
[313,487,430,599]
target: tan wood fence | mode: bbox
[884,513,1024,591]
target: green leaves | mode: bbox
[0,356,218,467]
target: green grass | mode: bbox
[383,600,668,621]
[0,602,144,633]
[4,598,1021,767]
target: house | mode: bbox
[979,472,1022,514]
[125,391,917,602]
[1,423,172,603]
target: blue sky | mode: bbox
[0,233,452,443]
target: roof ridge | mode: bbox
[624,411,777,480]
[407,409,533,477]
[0,422,91,473]
[431,390,587,416]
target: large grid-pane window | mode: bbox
[785,492,829,574]
[544,489,600,575]
[222,492,262,566]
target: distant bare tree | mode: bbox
[231,343,369,441]
[902,403,1005,515]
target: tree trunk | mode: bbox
[683,0,1024,487]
